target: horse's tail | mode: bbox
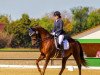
[76,41,87,67]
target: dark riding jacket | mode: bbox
[53,19,64,36]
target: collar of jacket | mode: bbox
[55,18,61,22]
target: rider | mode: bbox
[51,11,64,49]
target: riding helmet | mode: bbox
[54,11,61,18]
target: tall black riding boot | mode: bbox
[57,44,61,50]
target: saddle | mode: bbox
[54,35,69,50]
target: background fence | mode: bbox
[0,50,75,65]
[0,50,100,66]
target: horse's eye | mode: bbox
[31,38,36,40]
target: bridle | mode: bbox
[29,28,41,47]
[33,31,41,47]
[29,28,53,47]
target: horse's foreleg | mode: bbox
[36,54,45,75]
[42,56,50,75]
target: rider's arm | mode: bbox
[52,22,56,32]
[55,20,63,33]
[51,22,56,35]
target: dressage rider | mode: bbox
[51,11,65,49]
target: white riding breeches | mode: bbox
[58,35,64,45]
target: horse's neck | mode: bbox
[40,32,50,40]
[37,29,50,40]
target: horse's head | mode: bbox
[29,25,53,46]
[29,27,39,46]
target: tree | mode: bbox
[0,15,9,25]
[39,16,54,32]
[0,31,13,48]
[71,6,89,34]
[63,18,73,35]
[30,18,39,27]
[5,14,31,47]
[87,9,100,28]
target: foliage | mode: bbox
[0,31,13,48]
[5,14,32,47]
[39,16,54,32]
[63,18,73,35]
[71,6,89,34]
[87,9,100,27]
[0,15,9,25]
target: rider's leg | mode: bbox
[58,35,64,48]
[58,35,64,44]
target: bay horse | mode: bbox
[29,26,87,75]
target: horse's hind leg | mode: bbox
[59,57,67,75]
[78,64,81,75]
[36,53,45,75]
[59,53,71,75]
[73,54,81,75]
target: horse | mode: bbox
[29,26,87,75]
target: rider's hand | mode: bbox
[55,33,58,37]
[51,32,55,35]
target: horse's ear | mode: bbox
[34,25,39,27]
[28,27,35,31]
[34,25,43,29]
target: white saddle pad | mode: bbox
[63,39,69,50]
